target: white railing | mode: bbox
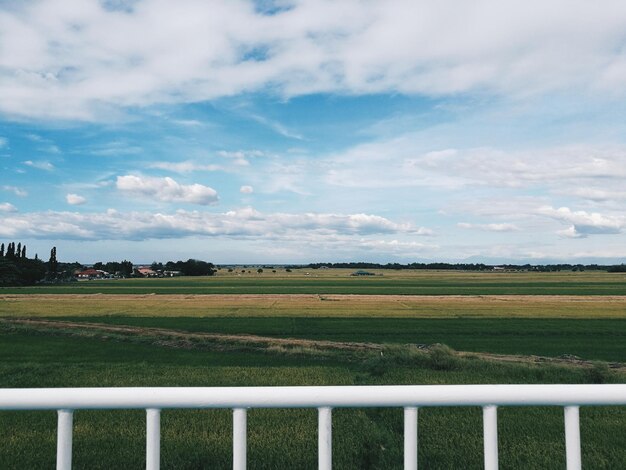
[1,384,625,470]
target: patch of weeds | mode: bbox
[427,343,459,371]
[360,343,460,376]
[585,362,613,384]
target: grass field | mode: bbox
[1,270,625,468]
[1,327,625,469]
[1,269,625,295]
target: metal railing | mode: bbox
[1,384,625,469]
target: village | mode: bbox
[74,266,181,280]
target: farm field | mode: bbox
[1,327,625,469]
[1,269,625,468]
[1,269,626,295]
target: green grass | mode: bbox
[2,270,625,295]
[1,329,625,469]
[2,270,625,467]
[58,316,626,362]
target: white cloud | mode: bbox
[172,119,203,127]
[321,141,626,213]
[116,174,219,205]
[66,193,86,205]
[39,144,61,154]
[240,185,254,194]
[0,202,17,212]
[2,185,28,197]
[457,222,520,232]
[86,141,143,157]
[1,1,625,120]
[537,206,625,237]
[148,161,222,173]
[23,160,54,171]
[247,114,304,140]
[217,150,265,166]
[558,187,626,202]
[0,207,431,241]
[0,137,7,148]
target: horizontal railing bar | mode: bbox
[1,385,625,410]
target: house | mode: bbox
[136,267,159,277]
[75,269,110,280]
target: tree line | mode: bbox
[91,259,216,277]
[0,242,56,286]
[0,241,217,284]
[298,262,625,272]
[149,259,216,276]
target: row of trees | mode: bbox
[88,259,216,277]
[0,242,28,259]
[0,241,53,286]
[92,260,134,277]
[150,259,216,276]
[300,262,625,272]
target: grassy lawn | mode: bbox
[1,329,625,469]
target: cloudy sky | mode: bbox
[1,0,626,264]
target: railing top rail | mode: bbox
[1,384,625,410]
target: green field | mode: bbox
[41,316,625,362]
[1,270,625,468]
[1,269,625,295]
[1,328,625,469]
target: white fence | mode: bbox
[1,384,625,470]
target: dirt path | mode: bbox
[3,317,624,373]
[0,317,383,352]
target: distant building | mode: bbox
[75,269,110,280]
[163,270,182,277]
[136,267,159,277]
[351,270,375,276]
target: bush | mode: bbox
[585,362,613,384]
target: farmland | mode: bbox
[1,269,625,468]
[1,269,625,295]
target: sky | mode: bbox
[1,0,626,264]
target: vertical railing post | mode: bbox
[404,407,418,470]
[318,407,332,470]
[146,408,161,470]
[233,408,247,470]
[56,409,74,470]
[483,405,498,470]
[564,406,581,470]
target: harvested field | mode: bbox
[2,269,625,295]
[2,293,626,318]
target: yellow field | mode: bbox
[2,293,626,318]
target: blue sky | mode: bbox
[1,0,626,264]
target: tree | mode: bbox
[16,243,21,259]
[257,268,263,273]
[48,247,58,274]
[21,245,26,258]
[151,261,164,272]
[120,260,133,277]
[0,243,4,257]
